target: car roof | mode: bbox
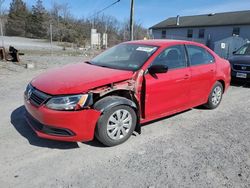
[124,39,204,47]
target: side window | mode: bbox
[187,29,193,38]
[152,45,187,70]
[186,45,215,66]
[199,29,205,38]
[232,27,240,36]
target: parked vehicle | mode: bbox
[229,43,250,81]
[24,40,231,146]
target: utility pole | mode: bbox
[50,23,53,55]
[0,0,4,47]
[129,0,134,41]
[0,19,4,47]
[105,24,108,49]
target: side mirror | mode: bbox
[148,65,168,74]
[233,51,237,54]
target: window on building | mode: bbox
[186,45,215,66]
[187,29,193,38]
[232,27,240,36]
[199,29,205,38]
[161,30,166,39]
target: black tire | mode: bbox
[95,105,137,147]
[205,81,223,109]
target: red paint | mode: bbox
[32,63,133,95]
[144,67,192,119]
[25,40,231,142]
[25,99,101,142]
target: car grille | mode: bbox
[26,85,51,107]
[233,64,250,72]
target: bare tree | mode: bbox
[120,19,148,41]
[2,0,148,47]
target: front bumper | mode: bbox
[231,69,250,82]
[24,98,101,142]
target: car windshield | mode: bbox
[90,44,158,71]
[234,44,250,55]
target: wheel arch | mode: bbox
[93,95,138,113]
[93,91,141,134]
[217,79,225,93]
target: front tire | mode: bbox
[95,105,137,147]
[205,81,223,109]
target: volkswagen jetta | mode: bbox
[24,40,231,146]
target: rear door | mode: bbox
[144,45,191,119]
[186,45,216,106]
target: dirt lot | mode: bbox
[0,54,250,188]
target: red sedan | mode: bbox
[24,40,231,146]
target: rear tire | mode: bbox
[95,105,137,147]
[205,81,223,109]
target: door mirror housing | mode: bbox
[233,51,237,55]
[148,65,168,74]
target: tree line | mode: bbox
[1,0,148,47]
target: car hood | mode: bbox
[31,63,134,95]
[229,55,250,64]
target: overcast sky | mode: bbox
[2,0,250,27]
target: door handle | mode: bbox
[184,74,190,79]
[176,74,190,82]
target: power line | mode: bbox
[90,0,121,18]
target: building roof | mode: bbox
[150,10,250,29]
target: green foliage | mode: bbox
[26,0,48,38]
[4,1,148,47]
[6,0,29,36]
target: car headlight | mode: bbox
[46,94,91,111]
[25,83,32,95]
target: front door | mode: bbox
[144,45,191,119]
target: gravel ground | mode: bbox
[2,36,62,51]
[0,55,250,188]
